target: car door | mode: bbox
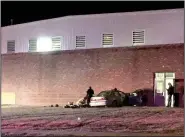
[113,91,123,105]
[118,91,126,103]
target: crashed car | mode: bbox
[128,89,149,106]
[128,93,142,106]
[90,89,127,107]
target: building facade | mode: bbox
[1,9,184,107]
[1,8,184,53]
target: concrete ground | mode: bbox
[2,106,184,136]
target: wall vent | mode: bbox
[103,34,113,46]
[76,36,85,48]
[7,40,15,53]
[52,37,61,50]
[132,30,145,45]
[29,39,37,52]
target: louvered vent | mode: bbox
[76,36,85,48]
[29,39,37,52]
[7,40,15,53]
[103,34,113,46]
[52,37,61,50]
[133,30,145,45]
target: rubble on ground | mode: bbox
[64,98,89,108]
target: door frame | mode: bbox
[153,72,175,106]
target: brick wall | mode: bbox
[2,43,184,106]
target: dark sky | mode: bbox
[1,1,184,27]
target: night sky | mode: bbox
[1,1,184,27]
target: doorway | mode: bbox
[154,72,175,107]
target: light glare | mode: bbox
[37,37,52,52]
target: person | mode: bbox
[86,86,94,106]
[167,83,175,107]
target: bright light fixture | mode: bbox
[37,37,52,52]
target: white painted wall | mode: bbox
[1,8,184,54]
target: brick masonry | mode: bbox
[2,43,184,106]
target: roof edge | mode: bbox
[2,8,184,29]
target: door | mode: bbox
[154,73,165,106]
[112,91,122,105]
[118,91,126,103]
[165,72,175,107]
[154,72,175,106]
[165,78,175,107]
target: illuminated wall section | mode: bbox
[2,92,16,105]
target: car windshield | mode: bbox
[97,91,111,97]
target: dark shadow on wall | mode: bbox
[133,88,154,106]
[175,79,184,108]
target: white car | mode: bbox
[89,90,126,107]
